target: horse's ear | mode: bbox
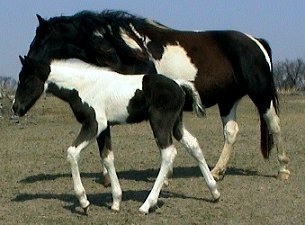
[36,14,46,25]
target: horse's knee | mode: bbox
[224,121,239,144]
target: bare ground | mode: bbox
[0,94,304,225]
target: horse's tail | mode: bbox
[176,80,206,117]
[256,38,279,159]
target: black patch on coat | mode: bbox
[126,89,148,123]
[47,83,98,146]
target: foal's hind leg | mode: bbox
[173,119,220,201]
[139,111,178,214]
[211,101,239,180]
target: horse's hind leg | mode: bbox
[173,117,220,201]
[211,101,240,181]
[97,126,122,211]
[261,101,290,180]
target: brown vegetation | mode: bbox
[0,95,304,224]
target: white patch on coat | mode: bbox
[47,59,144,133]
[145,19,169,30]
[120,27,142,51]
[129,24,142,39]
[245,34,272,71]
[93,29,105,38]
[263,101,280,133]
[153,44,198,81]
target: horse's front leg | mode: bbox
[97,126,122,211]
[211,102,239,181]
[67,122,97,214]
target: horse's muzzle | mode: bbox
[12,101,25,117]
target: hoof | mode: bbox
[139,205,150,215]
[163,178,170,187]
[212,189,221,202]
[111,203,120,212]
[212,195,220,203]
[102,175,111,187]
[278,170,290,181]
[139,208,149,215]
[83,205,90,215]
[211,167,226,181]
[212,172,224,181]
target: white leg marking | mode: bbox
[102,151,122,211]
[67,142,90,209]
[263,101,280,133]
[180,128,220,200]
[139,145,177,214]
[263,101,290,177]
[211,102,239,179]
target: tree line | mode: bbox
[273,58,305,92]
[1,58,305,95]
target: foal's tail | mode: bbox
[176,80,206,117]
[256,38,279,159]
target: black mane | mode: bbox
[28,10,168,74]
[72,10,170,30]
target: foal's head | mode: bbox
[13,56,49,116]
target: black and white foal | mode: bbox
[13,57,220,214]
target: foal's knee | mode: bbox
[224,121,239,144]
[67,146,80,165]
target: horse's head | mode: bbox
[28,15,81,60]
[12,56,50,116]
[26,13,154,74]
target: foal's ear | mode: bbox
[19,55,25,65]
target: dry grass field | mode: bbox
[0,94,304,225]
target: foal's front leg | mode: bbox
[97,126,122,211]
[67,123,96,214]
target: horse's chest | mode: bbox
[152,45,198,81]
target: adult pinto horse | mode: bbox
[27,10,290,180]
[13,57,220,214]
